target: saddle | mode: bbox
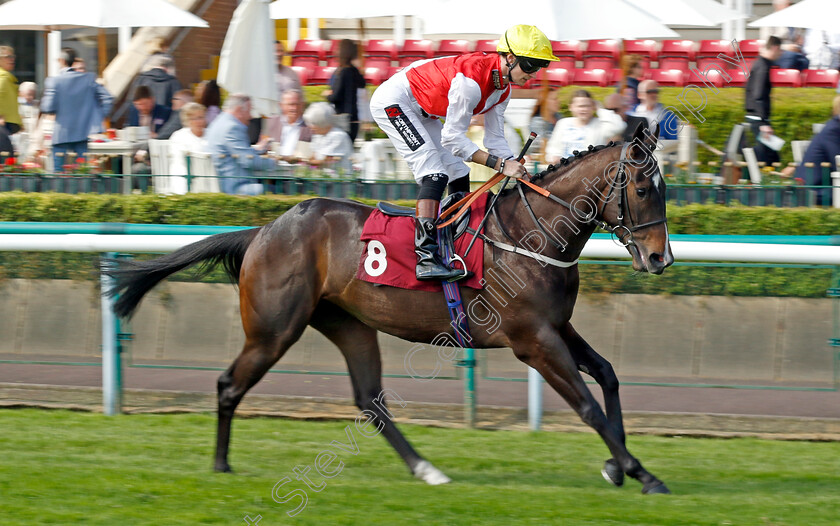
[376,191,474,241]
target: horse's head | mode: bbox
[602,124,674,275]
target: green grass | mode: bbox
[0,409,838,525]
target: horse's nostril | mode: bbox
[651,253,664,264]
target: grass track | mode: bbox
[0,409,838,525]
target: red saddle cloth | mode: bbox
[355,193,488,292]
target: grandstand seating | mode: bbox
[284,38,838,90]
[770,68,803,88]
[365,39,398,61]
[572,68,609,87]
[398,39,434,60]
[474,39,498,54]
[804,69,839,88]
[648,69,688,87]
[551,40,582,61]
[435,39,471,57]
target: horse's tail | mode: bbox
[104,228,261,319]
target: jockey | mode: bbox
[370,25,560,281]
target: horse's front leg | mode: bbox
[511,328,669,494]
[561,322,627,488]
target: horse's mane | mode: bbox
[531,141,622,181]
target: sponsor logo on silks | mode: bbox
[492,69,503,90]
[385,104,425,152]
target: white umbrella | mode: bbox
[420,0,678,40]
[218,0,278,117]
[748,0,839,32]
[629,0,746,27]
[0,0,208,30]
[268,0,418,19]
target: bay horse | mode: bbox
[107,125,674,494]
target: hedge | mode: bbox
[0,193,837,298]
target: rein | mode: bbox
[442,141,668,265]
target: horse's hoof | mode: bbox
[413,460,451,485]
[601,458,624,487]
[214,463,233,473]
[642,481,670,495]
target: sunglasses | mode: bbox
[644,89,660,94]
[518,56,549,74]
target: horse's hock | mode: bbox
[0,279,835,389]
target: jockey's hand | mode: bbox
[502,158,528,179]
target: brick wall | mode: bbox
[171,0,239,89]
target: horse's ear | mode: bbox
[630,121,659,160]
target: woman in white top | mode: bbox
[167,102,208,194]
[545,90,626,165]
[302,102,354,176]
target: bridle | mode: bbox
[509,141,668,253]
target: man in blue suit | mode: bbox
[796,95,840,205]
[205,93,275,195]
[40,48,113,171]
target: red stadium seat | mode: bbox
[363,66,386,86]
[610,68,623,84]
[726,69,748,87]
[624,39,658,61]
[326,39,342,59]
[583,56,617,70]
[365,39,398,60]
[386,66,402,79]
[556,57,577,70]
[399,39,434,60]
[326,56,340,67]
[551,40,582,60]
[305,66,336,86]
[398,56,422,67]
[649,69,687,87]
[435,39,471,57]
[541,66,570,87]
[291,56,319,69]
[363,57,392,70]
[689,66,728,88]
[695,56,728,71]
[474,39,499,53]
[738,39,762,58]
[571,68,609,87]
[292,39,329,61]
[584,39,620,61]
[657,57,690,72]
[659,39,696,62]
[290,66,309,86]
[770,68,803,87]
[698,39,734,60]
[804,68,840,88]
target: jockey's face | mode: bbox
[503,53,538,87]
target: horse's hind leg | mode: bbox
[214,300,314,473]
[562,322,626,488]
[310,303,450,485]
[513,329,669,494]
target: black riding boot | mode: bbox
[415,199,464,281]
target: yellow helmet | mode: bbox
[496,25,560,63]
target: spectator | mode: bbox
[529,89,561,159]
[142,37,176,74]
[545,89,626,164]
[617,54,644,107]
[603,92,628,122]
[40,47,113,171]
[629,80,679,140]
[156,89,194,140]
[0,45,22,135]
[777,34,810,71]
[760,0,800,43]
[197,80,222,125]
[128,85,171,137]
[205,93,274,195]
[275,40,302,100]
[302,102,354,175]
[0,124,13,162]
[266,89,312,162]
[71,57,87,73]
[166,102,209,194]
[325,39,366,142]
[795,95,840,205]
[18,81,39,135]
[745,36,783,165]
[804,29,840,70]
[132,54,181,110]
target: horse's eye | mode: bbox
[636,188,647,197]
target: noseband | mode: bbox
[515,141,667,251]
